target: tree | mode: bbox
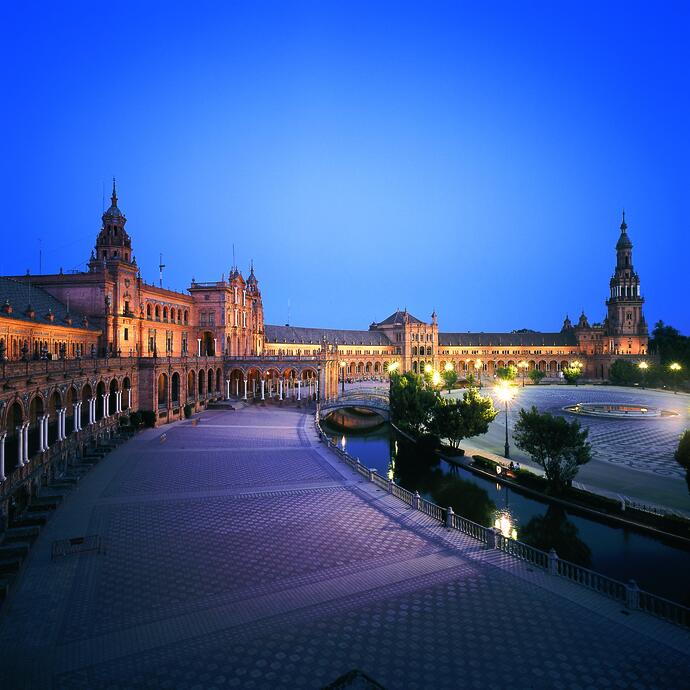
[675,430,690,495]
[496,365,518,381]
[651,321,690,368]
[528,369,545,385]
[431,388,498,450]
[608,359,641,385]
[513,406,592,494]
[562,365,582,385]
[442,369,458,392]
[389,371,440,436]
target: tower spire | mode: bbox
[620,209,627,232]
[111,177,118,206]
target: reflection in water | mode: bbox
[391,431,498,526]
[320,419,690,603]
[520,505,592,567]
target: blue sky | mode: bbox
[2,1,688,332]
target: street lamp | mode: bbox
[518,360,528,387]
[495,381,515,459]
[340,361,346,395]
[475,359,482,388]
[431,370,441,387]
[444,361,454,372]
[638,360,649,388]
[669,362,682,393]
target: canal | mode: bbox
[321,419,690,605]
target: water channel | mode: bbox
[321,418,690,605]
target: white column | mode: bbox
[225,379,230,399]
[57,410,63,441]
[261,379,265,400]
[214,338,217,356]
[197,338,202,357]
[279,379,283,400]
[45,414,50,450]
[0,432,5,482]
[89,398,95,425]
[22,422,29,463]
[243,378,247,400]
[235,379,239,397]
[74,403,80,431]
[38,415,45,452]
[316,379,319,401]
[297,379,301,400]
[16,426,24,467]
[128,389,132,409]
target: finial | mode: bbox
[111,177,118,205]
[620,209,627,231]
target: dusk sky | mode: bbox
[2,2,688,333]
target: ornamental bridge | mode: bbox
[318,389,390,423]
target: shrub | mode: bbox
[183,404,193,419]
[141,410,157,428]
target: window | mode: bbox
[200,312,207,326]
[146,304,152,320]
[166,331,173,353]
[182,332,188,354]
[209,312,215,326]
[124,328,129,341]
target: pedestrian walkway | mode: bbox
[0,406,688,689]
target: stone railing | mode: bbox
[314,413,690,630]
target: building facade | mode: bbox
[0,187,649,518]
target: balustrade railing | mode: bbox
[314,410,690,630]
[449,513,489,543]
[419,498,444,522]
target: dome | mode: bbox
[616,231,632,250]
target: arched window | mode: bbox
[155,305,160,320]
[163,307,168,321]
[184,310,189,325]
[146,304,152,320]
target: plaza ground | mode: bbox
[445,384,690,514]
[0,404,689,689]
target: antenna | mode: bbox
[159,253,166,288]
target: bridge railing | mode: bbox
[314,411,690,631]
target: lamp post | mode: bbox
[669,362,682,393]
[638,360,649,388]
[495,381,515,459]
[518,360,528,387]
[340,361,346,395]
[475,359,482,389]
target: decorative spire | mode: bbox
[620,209,627,232]
[111,177,118,207]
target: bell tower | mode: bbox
[89,179,133,268]
[605,212,647,353]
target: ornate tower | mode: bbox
[90,179,133,267]
[605,212,648,354]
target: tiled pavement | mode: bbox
[1,405,689,689]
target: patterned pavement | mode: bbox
[1,404,689,689]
